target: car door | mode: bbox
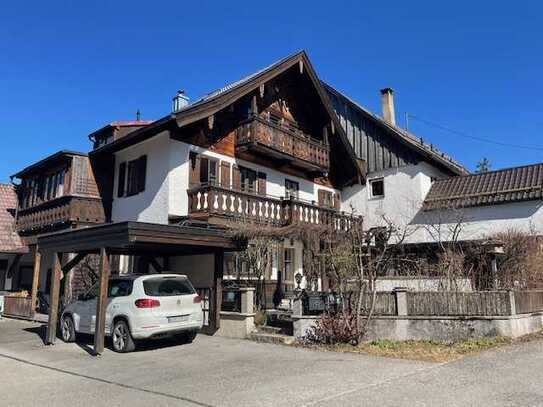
[77,284,99,334]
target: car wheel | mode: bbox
[112,320,136,353]
[61,315,76,343]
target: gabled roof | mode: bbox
[12,150,87,179]
[423,163,543,210]
[92,50,364,186]
[0,184,26,253]
[322,83,469,176]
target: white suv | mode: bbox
[60,274,203,352]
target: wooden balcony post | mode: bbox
[94,247,110,355]
[30,246,41,318]
[212,250,224,332]
[46,252,62,345]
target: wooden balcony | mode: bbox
[15,196,105,234]
[187,184,356,231]
[235,113,330,173]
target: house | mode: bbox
[8,49,543,335]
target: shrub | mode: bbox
[303,312,361,345]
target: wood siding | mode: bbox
[326,89,420,174]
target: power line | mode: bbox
[406,113,543,152]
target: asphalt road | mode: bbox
[0,318,542,406]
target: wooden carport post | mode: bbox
[45,252,62,345]
[30,245,41,318]
[94,247,110,355]
[213,250,224,331]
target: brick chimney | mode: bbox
[380,87,396,126]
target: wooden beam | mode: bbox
[61,252,87,273]
[46,252,62,345]
[149,257,163,273]
[30,246,41,318]
[94,247,110,355]
[213,250,224,331]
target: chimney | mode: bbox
[380,87,396,126]
[172,90,190,112]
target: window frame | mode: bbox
[239,166,257,193]
[369,178,385,199]
[285,179,300,199]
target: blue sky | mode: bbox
[1,1,543,182]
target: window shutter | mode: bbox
[333,192,341,210]
[189,152,201,188]
[257,172,267,195]
[138,155,147,193]
[118,162,126,197]
[232,165,241,190]
[317,190,326,206]
[200,157,209,185]
[220,161,231,188]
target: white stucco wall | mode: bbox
[341,162,447,231]
[111,133,339,224]
[112,132,171,224]
[409,200,543,243]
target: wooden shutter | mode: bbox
[317,190,326,206]
[199,157,209,185]
[257,172,267,195]
[117,162,126,197]
[232,165,241,190]
[138,155,147,193]
[333,192,340,210]
[189,152,201,188]
[220,161,231,188]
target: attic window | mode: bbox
[369,178,384,198]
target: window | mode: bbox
[120,155,147,197]
[200,157,218,186]
[108,279,134,298]
[143,276,196,296]
[370,178,384,198]
[318,189,334,208]
[285,179,299,199]
[240,166,257,193]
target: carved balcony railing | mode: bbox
[15,196,105,234]
[187,184,358,231]
[235,113,330,172]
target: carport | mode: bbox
[37,221,242,355]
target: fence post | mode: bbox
[508,290,517,316]
[394,287,408,316]
[292,296,303,317]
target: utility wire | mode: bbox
[406,113,543,152]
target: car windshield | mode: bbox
[142,276,195,297]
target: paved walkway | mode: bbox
[0,318,542,406]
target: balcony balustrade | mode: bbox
[188,184,357,231]
[235,112,330,172]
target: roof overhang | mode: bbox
[37,221,243,255]
[12,150,88,179]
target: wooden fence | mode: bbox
[3,296,33,318]
[299,290,543,318]
[514,290,543,314]
[406,291,513,316]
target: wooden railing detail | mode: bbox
[16,196,105,233]
[188,185,356,230]
[236,114,330,170]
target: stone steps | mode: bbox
[249,331,295,345]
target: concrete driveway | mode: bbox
[1,318,542,407]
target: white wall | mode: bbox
[112,132,171,224]
[409,200,543,243]
[111,133,339,224]
[341,162,447,231]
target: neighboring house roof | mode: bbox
[0,184,26,253]
[92,50,364,187]
[423,163,543,210]
[12,150,87,179]
[322,83,469,176]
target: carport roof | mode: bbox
[37,221,241,254]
